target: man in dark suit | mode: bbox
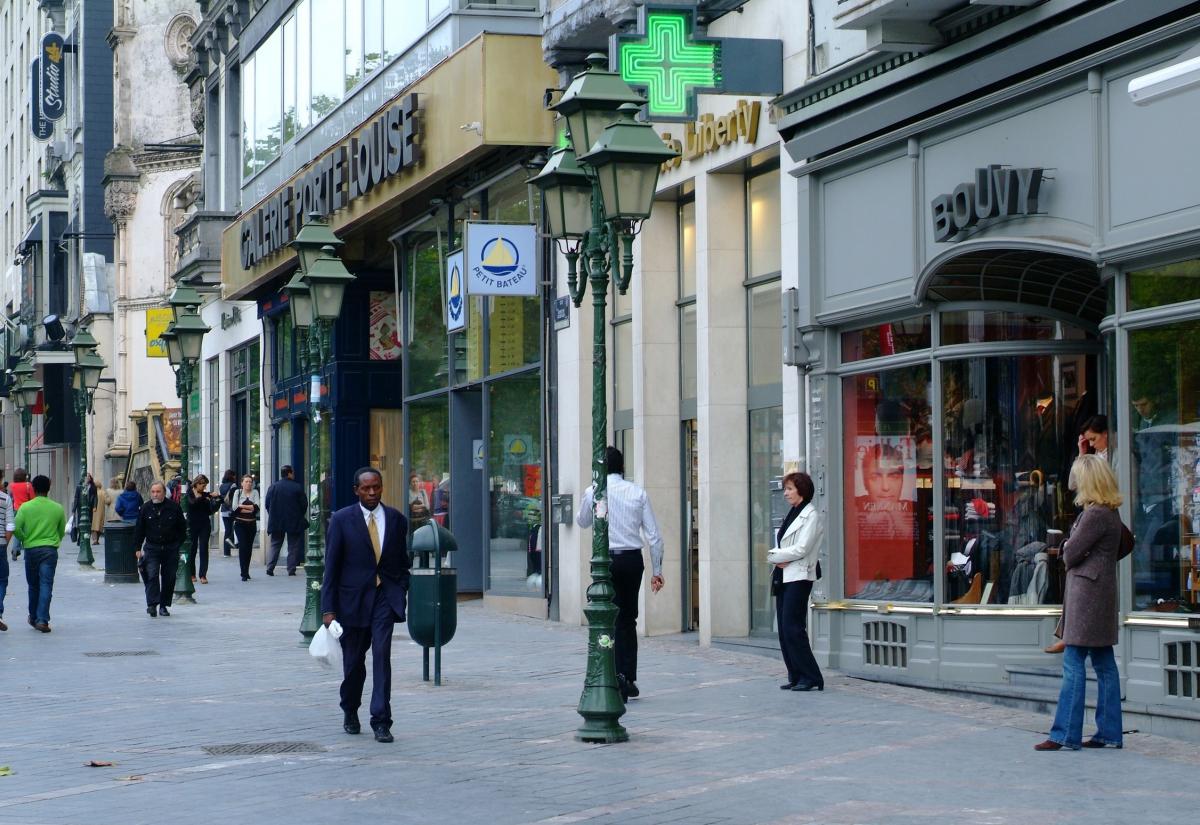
[321,467,410,743]
[265,465,308,576]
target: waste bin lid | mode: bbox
[411,523,458,555]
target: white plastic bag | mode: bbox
[308,625,343,671]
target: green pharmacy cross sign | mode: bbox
[613,5,783,123]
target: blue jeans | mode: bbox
[0,544,8,616]
[1049,644,1123,748]
[25,546,58,625]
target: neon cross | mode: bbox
[618,10,721,122]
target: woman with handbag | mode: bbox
[767,471,825,692]
[230,474,261,581]
[1035,454,1126,751]
[218,469,238,556]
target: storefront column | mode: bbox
[556,249,596,627]
[697,173,750,642]
[632,212,682,637]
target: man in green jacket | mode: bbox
[14,475,66,633]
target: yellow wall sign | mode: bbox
[146,308,173,357]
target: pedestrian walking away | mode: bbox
[115,480,144,524]
[13,475,66,633]
[187,475,222,583]
[767,472,825,692]
[230,475,261,581]
[265,465,308,576]
[132,480,187,617]
[70,473,100,545]
[218,469,238,557]
[0,475,10,631]
[8,468,34,561]
[321,467,410,743]
[576,446,665,702]
[1036,454,1129,752]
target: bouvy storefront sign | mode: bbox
[240,93,421,269]
[39,33,66,121]
[30,60,52,140]
[932,165,1045,243]
[660,99,760,170]
[613,5,782,122]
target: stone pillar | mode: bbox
[696,173,749,643]
[632,210,682,637]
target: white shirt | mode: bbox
[576,474,664,576]
[360,504,385,549]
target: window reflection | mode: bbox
[310,0,344,120]
[1129,319,1200,613]
[488,373,542,593]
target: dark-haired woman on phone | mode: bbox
[767,471,825,692]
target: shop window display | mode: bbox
[941,355,1092,606]
[1129,319,1200,613]
[842,365,933,601]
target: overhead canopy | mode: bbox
[17,217,42,256]
[918,248,1106,324]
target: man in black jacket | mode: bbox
[133,480,187,617]
[265,465,308,576]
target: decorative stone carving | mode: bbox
[165,14,198,70]
[119,0,135,28]
[104,179,139,224]
[190,83,205,133]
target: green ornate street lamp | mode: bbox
[163,301,210,604]
[12,355,41,471]
[288,215,354,643]
[532,54,677,743]
[70,325,106,566]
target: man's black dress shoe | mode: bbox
[147,606,158,617]
[625,680,640,699]
[288,570,297,576]
[265,568,275,576]
[616,675,630,702]
[791,682,824,692]
[159,606,170,617]
[343,713,361,735]
[372,726,394,743]
[780,682,798,690]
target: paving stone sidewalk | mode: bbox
[2,547,1200,825]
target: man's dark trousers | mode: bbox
[339,586,401,728]
[25,546,58,625]
[610,551,644,683]
[142,544,179,608]
[267,531,304,574]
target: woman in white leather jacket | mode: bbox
[766,472,825,692]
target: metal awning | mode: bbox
[17,217,42,255]
[918,247,1106,324]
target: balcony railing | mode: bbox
[172,211,235,287]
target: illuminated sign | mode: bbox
[612,5,782,123]
[30,60,51,140]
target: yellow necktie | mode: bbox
[367,512,382,586]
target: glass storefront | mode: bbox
[840,311,1096,605]
[488,373,542,593]
[230,340,261,482]
[401,168,544,595]
[1128,319,1200,613]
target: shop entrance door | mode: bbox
[682,419,700,631]
[450,389,484,592]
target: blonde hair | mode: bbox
[1070,454,1122,509]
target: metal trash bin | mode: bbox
[102,520,139,583]
[407,522,458,684]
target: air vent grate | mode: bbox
[863,620,908,668]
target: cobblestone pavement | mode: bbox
[2,547,1200,825]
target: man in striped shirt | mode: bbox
[576,446,664,701]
